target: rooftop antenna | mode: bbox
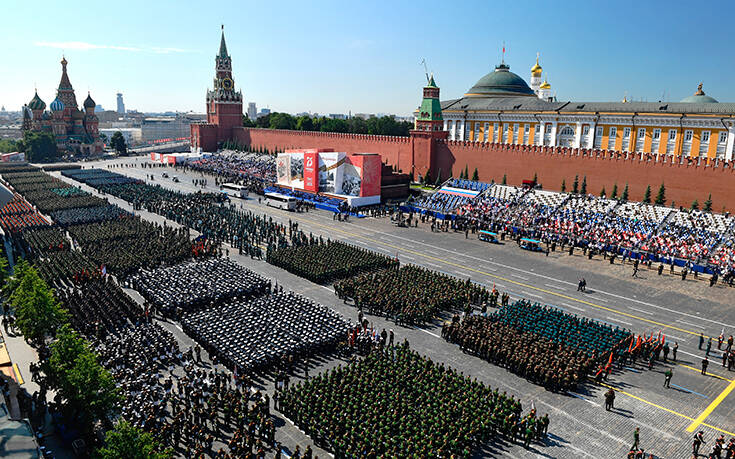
[420,58,429,83]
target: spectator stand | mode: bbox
[408,177,494,220]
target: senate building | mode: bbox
[436,56,735,161]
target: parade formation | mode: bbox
[0,154,733,459]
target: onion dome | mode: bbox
[83,92,96,109]
[531,55,542,76]
[28,92,46,111]
[42,111,51,120]
[466,63,535,97]
[50,96,65,112]
[539,79,551,90]
[680,83,718,103]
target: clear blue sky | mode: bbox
[0,0,731,115]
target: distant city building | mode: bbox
[94,104,104,112]
[247,102,257,120]
[329,113,347,120]
[258,108,270,118]
[353,113,375,120]
[22,57,102,154]
[99,127,142,146]
[143,113,205,142]
[116,93,126,114]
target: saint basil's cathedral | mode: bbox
[22,57,102,154]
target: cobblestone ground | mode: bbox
[6,157,731,458]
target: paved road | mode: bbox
[43,157,735,458]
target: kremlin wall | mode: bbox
[193,30,735,211]
[233,127,735,211]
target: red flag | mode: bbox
[607,352,613,366]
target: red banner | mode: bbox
[303,152,318,192]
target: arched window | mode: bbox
[559,126,575,136]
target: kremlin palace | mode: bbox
[437,56,735,161]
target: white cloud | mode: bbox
[34,41,192,54]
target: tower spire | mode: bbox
[219,25,228,58]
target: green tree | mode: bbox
[561,179,566,193]
[347,117,368,134]
[572,175,579,194]
[599,186,606,197]
[10,266,67,347]
[621,183,629,201]
[464,165,469,180]
[99,133,108,145]
[703,194,713,212]
[472,168,479,181]
[295,116,314,131]
[110,131,127,156]
[642,185,651,204]
[45,324,120,434]
[97,422,172,459]
[0,139,18,153]
[242,115,256,128]
[320,118,349,133]
[655,183,666,205]
[23,131,59,162]
[501,174,507,185]
[435,168,443,186]
[533,172,538,184]
[580,176,587,195]
[690,200,699,210]
[269,113,297,130]
[255,113,271,128]
[611,183,618,199]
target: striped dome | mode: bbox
[83,92,96,109]
[50,96,65,112]
[28,92,46,111]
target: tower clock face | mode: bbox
[222,78,233,90]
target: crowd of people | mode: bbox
[0,195,50,235]
[334,264,490,325]
[279,344,549,458]
[450,183,735,275]
[56,279,145,338]
[50,204,130,227]
[182,290,350,373]
[128,258,271,317]
[493,300,632,359]
[442,301,631,391]
[267,240,398,284]
[186,151,276,185]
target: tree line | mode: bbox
[243,113,413,137]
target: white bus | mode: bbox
[264,192,297,211]
[221,183,249,199]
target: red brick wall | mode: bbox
[438,141,735,212]
[230,128,735,212]
[233,127,416,174]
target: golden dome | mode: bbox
[531,54,542,76]
[539,79,551,90]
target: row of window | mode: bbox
[445,120,730,157]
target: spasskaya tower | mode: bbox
[191,25,243,152]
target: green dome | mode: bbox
[466,64,535,97]
[680,94,718,104]
[28,91,46,111]
[680,83,718,103]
